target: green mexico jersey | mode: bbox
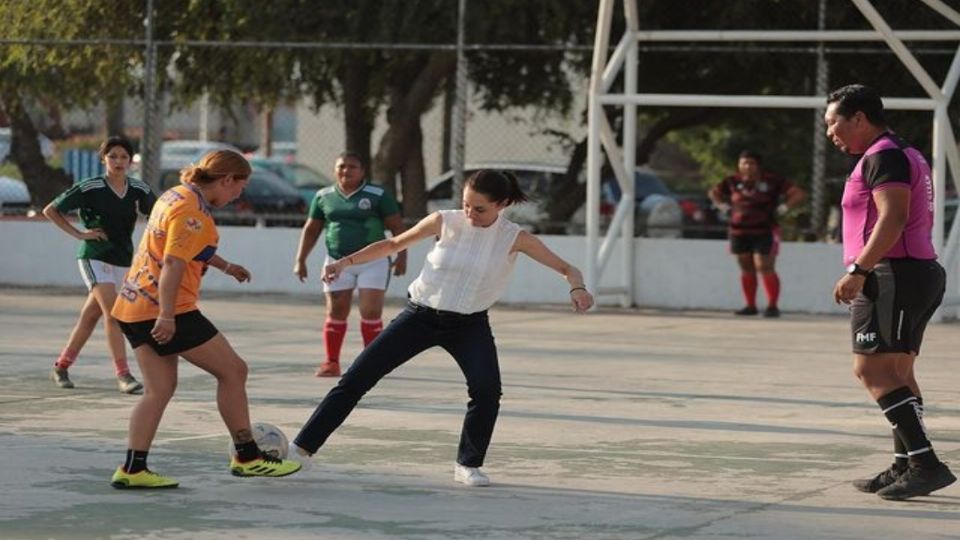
[308,181,400,259]
[52,176,157,266]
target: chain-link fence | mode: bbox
[3,1,957,238]
[0,41,594,230]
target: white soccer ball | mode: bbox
[228,422,289,460]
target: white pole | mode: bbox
[620,0,639,307]
[598,93,938,110]
[631,29,960,42]
[852,0,943,100]
[586,0,615,298]
[919,0,960,27]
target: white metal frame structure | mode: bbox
[587,0,960,314]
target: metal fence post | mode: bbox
[141,0,162,189]
[450,0,468,206]
[809,0,829,238]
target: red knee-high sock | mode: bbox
[113,357,131,377]
[323,318,348,363]
[761,272,780,308]
[740,273,758,308]
[55,348,78,370]
[360,318,383,347]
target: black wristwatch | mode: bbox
[846,263,871,277]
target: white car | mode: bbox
[0,176,31,210]
[425,162,682,236]
[159,140,241,170]
[426,162,560,227]
[0,127,55,162]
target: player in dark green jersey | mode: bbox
[294,152,407,377]
[42,136,156,394]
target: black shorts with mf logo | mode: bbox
[850,258,945,355]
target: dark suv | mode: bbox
[158,166,306,227]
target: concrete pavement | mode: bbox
[1,287,958,539]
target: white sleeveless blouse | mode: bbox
[408,210,522,314]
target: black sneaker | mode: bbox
[734,306,758,316]
[852,463,905,493]
[876,462,957,500]
[763,306,780,318]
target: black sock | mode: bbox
[893,429,908,469]
[878,387,938,469]
[124,449,149,474]
[234,440,260,462]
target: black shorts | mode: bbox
[850,258,945,355]
[729,231,779,256]
[117,310,219,356]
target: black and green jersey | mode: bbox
[308,181,400,259]
[52,176,157,266]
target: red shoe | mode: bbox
[315,361,341,377]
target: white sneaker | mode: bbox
[287,442,313,472]
[454,464,490,487]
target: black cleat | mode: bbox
[763,306,781,318]
[734,306,758,316]
[876,462,956,501]
[852,463,905,493]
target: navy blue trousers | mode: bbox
[295,302,502,467]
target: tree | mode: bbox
[286,0,598,217]
[0,0,146,204]
[9,0,957,221]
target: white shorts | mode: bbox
[323,255,390,293]
[78,259,128,291]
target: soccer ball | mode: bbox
[228,422,289,460]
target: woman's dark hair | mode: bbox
[337,151,365,169]
[738,150,762,164]
[98,136,134,159]
[465,169,529,205]
[826,84,886,127]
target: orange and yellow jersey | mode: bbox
[112,183,219,323]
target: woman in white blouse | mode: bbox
[289,169,594,487]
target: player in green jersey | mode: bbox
[294,152,407,377]
[42,136,156,393]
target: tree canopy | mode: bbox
[4,0,960,226]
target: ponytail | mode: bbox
[180,150,251,186]
[465,169,529,206]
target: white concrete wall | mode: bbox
[0,221,847,314]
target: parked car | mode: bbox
[157,165,306,227]
[248,157,332,206]
[159,140,241,170]
[597,170,687,238]
[602,173,725,239]
[0,176,31,214]
[0,127,55,162]
[672,192,727,239]
[426,162,684,237]
[252,142,298,163]
[427,162,560,229]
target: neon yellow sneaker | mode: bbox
[110,466,179,489]
[230,453,302,478]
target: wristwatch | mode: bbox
[846,263,871,276]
